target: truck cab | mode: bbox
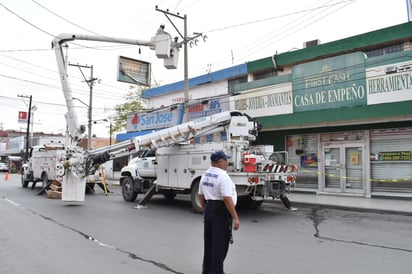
[119,149,157,202]
[121,149,157,179]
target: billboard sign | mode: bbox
[117,56,151,86]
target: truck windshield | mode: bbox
[138,150,155,158]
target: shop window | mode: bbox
[253,68,277,81]
[228,76,247,95]
[286,134,319,190]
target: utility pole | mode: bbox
[18,94,32,161]
[155,6,206,122]
[109,122,112,146]
[69,63,98,151]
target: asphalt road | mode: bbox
[1,173,412,274]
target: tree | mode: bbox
[111,85,146,133]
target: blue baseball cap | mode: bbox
[211,151,232,162]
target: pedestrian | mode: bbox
[198,150,240,274]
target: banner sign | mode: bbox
[292,52,367,112]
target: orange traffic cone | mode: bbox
[4,172,9,181]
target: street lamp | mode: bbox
[72,97,92,151]
[93,119,113,146]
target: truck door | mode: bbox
[167,155,179,187]
[164,154,194,189]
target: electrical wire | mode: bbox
[198,0,357,73]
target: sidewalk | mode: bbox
[287,192,412,216]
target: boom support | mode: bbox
[51,27,178,201]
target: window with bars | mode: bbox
[365,43,404,57]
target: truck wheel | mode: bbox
[190,179,203,214]
[21,173,29,188]
[122,176,138,202]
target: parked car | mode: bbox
[0,162,9,172]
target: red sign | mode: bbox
[18,111,28,123]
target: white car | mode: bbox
[0,162,9,172]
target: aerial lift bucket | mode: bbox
[61,171,86,202]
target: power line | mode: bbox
[32,0,101,36]
[0,2,55,38]
[198,0,357,73]
[0,51,131,100]
[202,0,355,34]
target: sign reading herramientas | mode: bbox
[366,61,412,105]
[292,52,367,112]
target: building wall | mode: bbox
[139,22,412,198]
[145,79,230,108]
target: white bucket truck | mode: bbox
[119,111,298,213]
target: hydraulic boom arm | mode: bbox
[51,27,178,202]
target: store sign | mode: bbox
[231,83,293,117]
[366,60,412,105]
[186,97,230,120]
[127,105,183,132]
[292,52,367,112]
[18,111,28,123]
[377,151,412,161]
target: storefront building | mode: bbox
[140,22,412,198]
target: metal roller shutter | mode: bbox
[370,128,412,194]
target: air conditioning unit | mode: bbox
[303,39,320,48]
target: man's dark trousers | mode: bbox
[202,201,232,274]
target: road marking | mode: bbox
[2,197,20,207]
